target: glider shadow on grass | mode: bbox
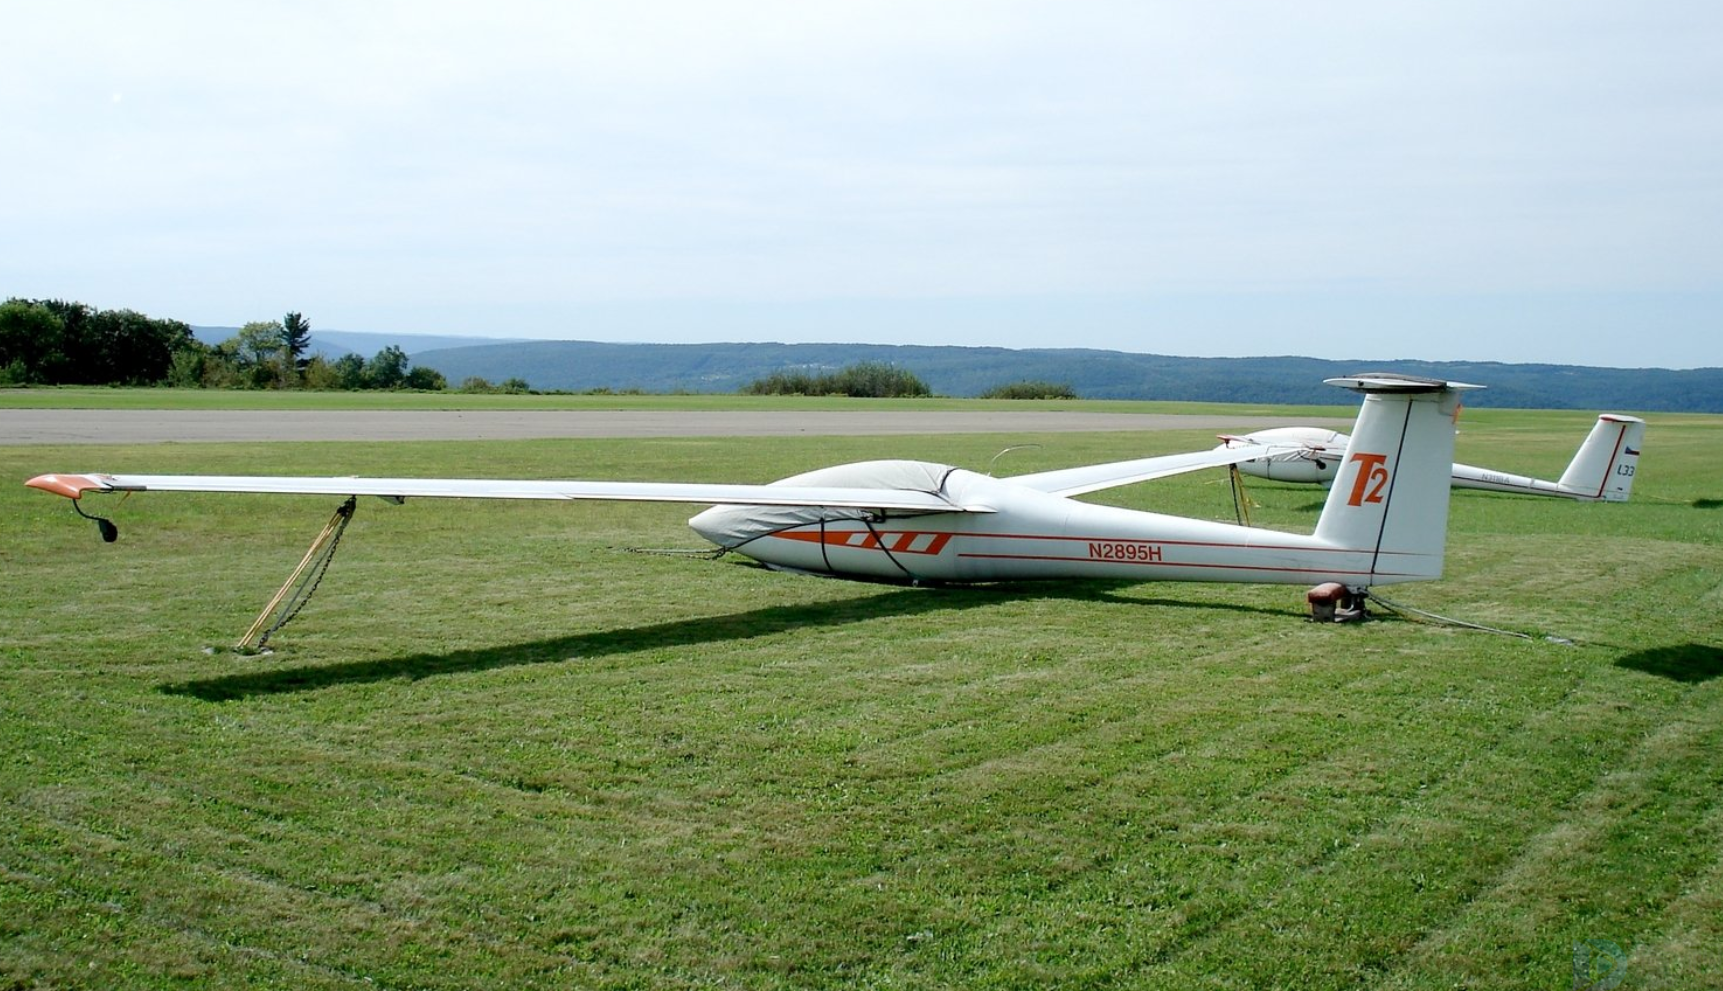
[164,581,1295,701]
[1615,643,1723,683]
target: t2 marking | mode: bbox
[1346,452,1390,507]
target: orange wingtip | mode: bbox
[25,473,110,499]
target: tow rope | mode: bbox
[1364,589,1573,644]
[624,546,729,560]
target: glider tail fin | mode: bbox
[1556,414,1645,502]
[1312,375,1477,585]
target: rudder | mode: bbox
[1313,374,1478,585]
[1557,415,1645,502]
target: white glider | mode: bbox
[1216,414,1645,502]
[28,374,1474,605]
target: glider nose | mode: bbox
[690,502,871,552]
[687,504,740,547]
[691,503,796,550]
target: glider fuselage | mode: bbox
[690,465,1403,587]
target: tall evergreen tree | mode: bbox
[281,312,312,375]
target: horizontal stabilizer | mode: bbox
[1324,373,1483,393]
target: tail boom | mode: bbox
[1450,414,1645,502]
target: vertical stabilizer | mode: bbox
[1556,414,1645,502]
[1313,374,1478,585]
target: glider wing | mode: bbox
[1004,443,1277,497]
[24,473,994,513]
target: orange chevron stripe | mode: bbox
[769,529,953,556]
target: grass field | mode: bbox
[3,402,1720,989]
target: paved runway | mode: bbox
[2,408,1338,445]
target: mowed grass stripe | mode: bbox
[1616,777,1723,986]
[916,639,1603,984]
[1378,693,1723,989]
[1133,645,1692,985]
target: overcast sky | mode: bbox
[5,1,1721,368]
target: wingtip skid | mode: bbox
[25,473,110,500]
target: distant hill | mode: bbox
[191,327,526,359]
[410,339,1723,412]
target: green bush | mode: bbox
[741,361,931,398]
[977,380,1078,400]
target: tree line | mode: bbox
[3,298,1082,400]
[0,298,196,386]
[0,299,450,391]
